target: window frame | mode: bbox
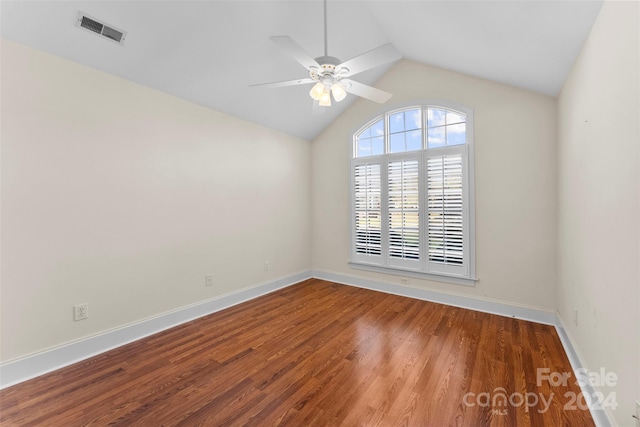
[349,101,477,286]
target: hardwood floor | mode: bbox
[0,279,594,426]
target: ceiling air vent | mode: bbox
[75,12,126,45]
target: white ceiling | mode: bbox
[1,0,603,141]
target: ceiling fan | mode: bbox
[251,0,402,107]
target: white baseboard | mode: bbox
[312,269,557,324]
[554,317,615,427]
[0,270,312,389]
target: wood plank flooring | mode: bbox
[0,279,594,426]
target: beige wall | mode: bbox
[557,1,640,425]
[0,39,311,362]
[312,59,558,312]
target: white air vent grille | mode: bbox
[101,26,124,43]
[76,12,126,45]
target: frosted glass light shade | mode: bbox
[319,88,332,107]
[331,83,347,102]
[309,82,325,101]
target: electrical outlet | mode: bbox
[74,303,88,321]
[573,308,578,327]
[400,277,409,284]
[205,274,213,287]
[264,261,270,271]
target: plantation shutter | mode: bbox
[353,163,382,258]
[351,104,474,284]
[426,146,467,275]
[388,158,421,269]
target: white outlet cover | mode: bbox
[74,303,88,321]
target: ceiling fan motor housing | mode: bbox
[315,56,341,67]
[310,56,348,84]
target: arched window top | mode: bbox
[354,105,470,158]
[354,118,385,157]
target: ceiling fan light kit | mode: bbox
[251,0,401,107]
[309,78,347,106]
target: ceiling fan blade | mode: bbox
[337,43,401,77]
[270,36,320,71]
[341,79,392,104]
[250,78,315,89]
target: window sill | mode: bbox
[348,262,477,287]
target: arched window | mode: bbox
[351,103,476,285]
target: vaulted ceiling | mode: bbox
[1,1,603,141]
